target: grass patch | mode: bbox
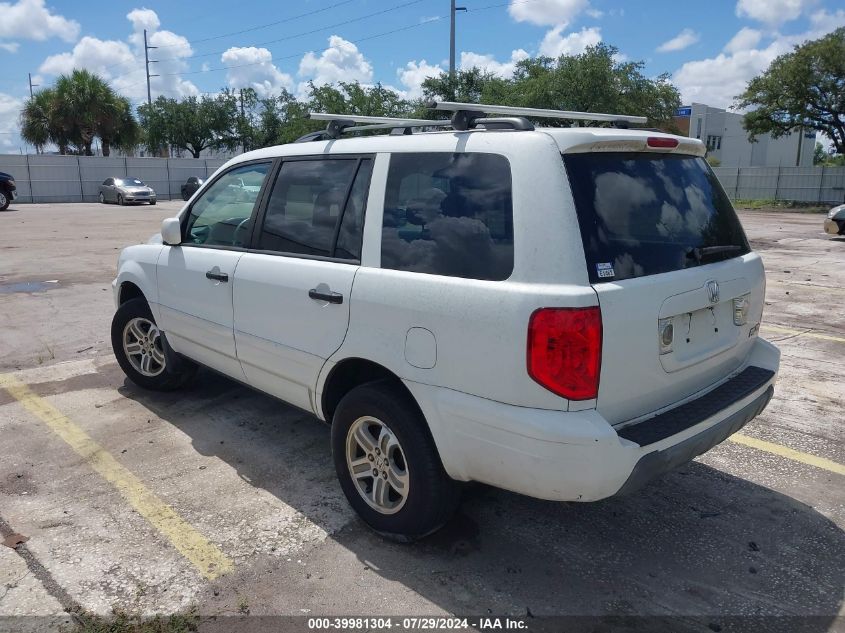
[66,607,199,633]
[732,199,831,213]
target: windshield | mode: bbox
[563,152,750,284]
[118,178,145,187]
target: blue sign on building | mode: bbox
[675,107,692,117]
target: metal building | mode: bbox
[673,103,816,168]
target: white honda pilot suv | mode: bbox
[112,102,779,539]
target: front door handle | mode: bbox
[309,288,343,304]
[206,269,229,282]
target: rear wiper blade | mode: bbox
[698,245,742,260]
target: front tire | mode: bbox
[117,194,124,206]
[149,200,156,205]
[111,297,196,391]
[0,191,8,211]
[331,382,460,540]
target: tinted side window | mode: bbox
[185,162,270,247]
[258,159,367,259]
[381,153,514,281]
[336,159,373,260]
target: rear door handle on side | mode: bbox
[308,288,343,304]
[206,270,229,282]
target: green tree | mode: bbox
[736,27,845,155]
[139,94,237,157]
[20,70,139,155]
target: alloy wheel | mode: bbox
[122,317,166,377]
[346,416,409,514]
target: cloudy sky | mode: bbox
[0,0,843,152]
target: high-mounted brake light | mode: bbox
[527,307,602,401]
[647,137,679,148]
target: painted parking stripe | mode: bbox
[0,373,233,580]
[729,433,845,476]
[761,324,845,344]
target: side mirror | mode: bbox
[161,217,182,245]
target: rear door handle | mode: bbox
[308,288,343,304]
[205,270,229,282]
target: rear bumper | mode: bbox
[406,337,779,502]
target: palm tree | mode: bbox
[20,69,140,155]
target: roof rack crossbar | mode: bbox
[426,100,648,125]
[307,113,450,128]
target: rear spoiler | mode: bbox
[563,137,706,157]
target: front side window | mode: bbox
[185,162,270,247]
[258,158,371,259]
[380,152,514,281]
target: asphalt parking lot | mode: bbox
[1,201,843,632]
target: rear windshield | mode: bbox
[563,153,750,284]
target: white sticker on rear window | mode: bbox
[596,262,615,278]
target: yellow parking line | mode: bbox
[0,373,233,580]
[761,324,845,344]
[729,433,845,476]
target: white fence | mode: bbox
[0,154,230,203]
[713,166,845,204]
[2,155,844,205]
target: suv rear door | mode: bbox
[232,156,373,413]
[563,150,765,424]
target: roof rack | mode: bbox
[426,100,648,125]
[299,113,451,142]
[296,102,647,142]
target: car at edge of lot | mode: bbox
[825,203,845,236]
[181,176,204,201]
[0,171,17,210]
[110,112,780,540]
[99,177,157,205]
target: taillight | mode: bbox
[647,136,679,148]
[527,307,602,400]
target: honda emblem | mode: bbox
[706,280,720,304]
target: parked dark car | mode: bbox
[181,176,204,201]
[98,177,157,205]
[0,171,17,210]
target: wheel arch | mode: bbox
[319,357,417,424]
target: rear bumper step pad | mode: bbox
[617,366,775,447]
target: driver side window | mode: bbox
[185,163,270,247]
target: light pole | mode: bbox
[449,1,467,82]
[144,29,159,107]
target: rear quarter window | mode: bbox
[381,152,514,281]
[563,152,750,284]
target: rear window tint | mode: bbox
[563,153,750,284]
[381,152,514,281]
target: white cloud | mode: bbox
[735,0,813,25]
[0,42,20,52]
[298,35,373,96]
[460,49,529,78]
[723,27,762,53]
[0,92,22,151]
[539,26,602,57]
[397,59,444,99]
[508,0,591,26]
[221,47,293,97]
[675,15,845,109]
[656,28,699,53]
[38,8,198,102]
[0,0,79,43]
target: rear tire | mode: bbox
[111,297,196,391]
[331,382,460,540]
[149,200,156,205]
[98,192,106,204]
